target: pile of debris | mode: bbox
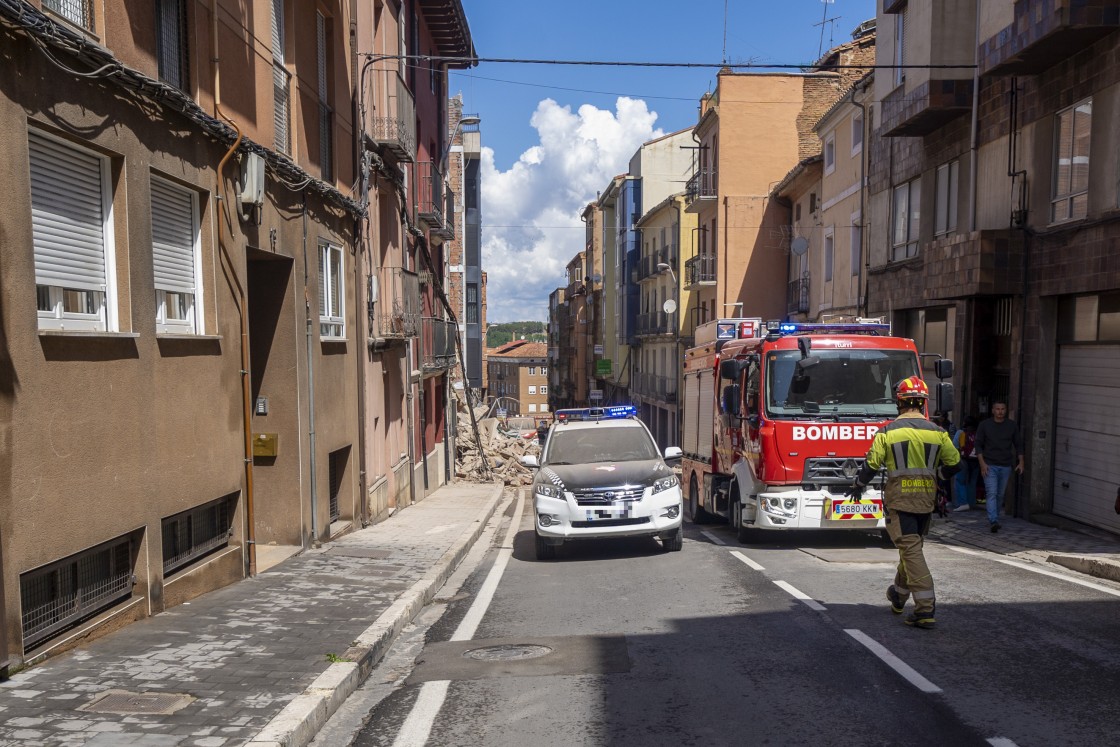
[453,393,541,487]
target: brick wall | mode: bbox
[798,76,843,159]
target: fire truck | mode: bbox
[680,318,953,542]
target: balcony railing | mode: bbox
[787,275,810,314]
[637,247,677,282]
[685,168,717,211]
[421,317,457,370]
[637,311,673,336]
[372,266,420,340]
[684,253,717,288]
[416,161,445,230]
[434,185,456,241]
[632,372,678,402]
[369,68,415,162]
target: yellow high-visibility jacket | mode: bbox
[857,412,961,513]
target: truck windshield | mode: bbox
[766,348,920,417]
[545,427,660,464]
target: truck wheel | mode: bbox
[662,528,683,552]
[689,476,711,524]
[535,533,557,560]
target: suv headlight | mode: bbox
[652,475,679,494]
[534,483,560,498]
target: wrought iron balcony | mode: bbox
[685,168,717,212]
[369,69,415,162]
[787,275,810,314]
[372,266,420,341]
[637,311,672,336]
[421,317,458,371]
[416,161,446,230]
[684,253,717,289]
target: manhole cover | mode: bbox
[79,690,194,715]
[462,644,553,662]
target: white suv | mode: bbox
[521,406,684,560]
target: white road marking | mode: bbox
[987,738,1020,747]
[946,546,1120,598]
[392,492,525,747]
[773,580,827,611]
[701,529,728,545]
[731,550,765,571]
[845,629,943,694]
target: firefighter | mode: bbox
[847,376,960,629]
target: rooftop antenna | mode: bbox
[815,0,840,59]
[722,0,729,65]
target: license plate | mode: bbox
[826,499,883,520]
[586,501,632,521]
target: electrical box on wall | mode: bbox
[252,433,278,457]
[239,152,265,206]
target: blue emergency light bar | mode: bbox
[555,405,638,421]
[772,321,890,336]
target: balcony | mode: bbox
[416,161,446,231]
[435,186,456,241]
[637,311,673,337]
[684,253,717,289]
[684,169,717,213]
[637,247,676,282]
[880,79,973,137]
[914,230,1025,300]
[980,0,1120,76]
[566,279,586,298]
[787,275,810,314]
[420,317,458,371]
[631,372,677,403]
[371,266,420,341]
[369,69,415,163]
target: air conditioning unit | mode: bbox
[239,152,265,207]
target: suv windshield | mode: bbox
[544,426,660,464]
[766,348,920,417]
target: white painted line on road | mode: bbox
[730,550,765,571]
[701,529,728,546]
[773,580,826,611]
[987,738,1020,747]
[392,492,526,747]
[844,629,943,694]
[946,546,1120,599]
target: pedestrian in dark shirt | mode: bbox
[537,420,550,448]
[974,401,1024,533]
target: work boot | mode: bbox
[904,607,936,630]
[886,585,907,615]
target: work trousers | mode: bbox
[885,508,935,614]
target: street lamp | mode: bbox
[657,262,681,448]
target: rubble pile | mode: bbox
[453,393,540,487]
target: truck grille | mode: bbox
[572,486,644,506]
[803,457,865,484]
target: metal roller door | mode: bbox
[1053,345,1120,533]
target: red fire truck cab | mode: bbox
[680,319,952,542]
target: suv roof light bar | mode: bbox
[555,405,638,422]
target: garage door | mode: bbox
[1053,345,1120,533]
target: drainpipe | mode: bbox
[212,0,255,576]
[851,83,869,318]
[350,3,369,525]
[968,0,982,233]
[302,194,320,547]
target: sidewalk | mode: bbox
[0,481,506,747]
[931,506,1120,584]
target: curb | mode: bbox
[1046,553,1120,585]
[247,482,507,747]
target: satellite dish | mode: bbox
[791,237,809,256]
[663,299,678,314]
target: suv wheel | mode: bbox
[535,533,558,560]
[662,528,683,552]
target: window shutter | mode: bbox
[28,132,107,292]
[316,12,328,102]
[271,0,284,61]
[150,178,196,293]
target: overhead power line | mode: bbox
[362,53,977,71]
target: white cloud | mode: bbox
[481,97,664,323]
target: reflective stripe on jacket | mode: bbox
[862,412,961,513]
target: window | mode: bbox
[541,385,548,395]
[823,229,834,282]
[540,404,549,412]
[891,178,920,261]
[528,385,537,394]
[894,9,906,87]
[29,131,116,332]
[43,0,92,29]
[271,0,290,154]
[319,241,344,338]
[850,215,862,277]
[934,160,959,236]
[851,111,864,155]
[541,365,548,376]
[823,133,835,175]
[809,193,818,214]
[1052,99,1092,223]
[466,282,478,323]
[316,11,333,182]
[151,176,201,334]
[795,202,801,222]
[162,495,234,575]
[155,0,188,91]
[528,404,537,412]
[528,367,536,375]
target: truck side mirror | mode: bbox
[719,359,741,380]
[722,384,741,417]
[796,355,820,372]
[746,414,760,430]
[935,382,955,415]
[934,358,954,379]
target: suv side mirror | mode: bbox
[520,455,540,469]
[935,382,955,415]
[663,446,683,463]
[934,358,954,379]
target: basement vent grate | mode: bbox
[79,690,194,715]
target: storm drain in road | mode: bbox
[407,635,630,684]
[78,689,194,715]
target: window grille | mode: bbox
[328,448,348,522]
[162,495,235,575]
[21,535,133,649]
[43,0,92,29]
[156,0,189,90]
[316,12,333,182]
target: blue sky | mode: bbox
[451,0,878,323]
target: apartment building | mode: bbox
[486,341,549,418]
[0,0,474,670]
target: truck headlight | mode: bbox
[764,495,797,517]
[652,475,679,494]
[534,483,560,498]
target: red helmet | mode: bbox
[896,376,929,400]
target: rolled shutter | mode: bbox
[28,132,107,292]
[150,177,196,293]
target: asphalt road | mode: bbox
[322,492,1120,747]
